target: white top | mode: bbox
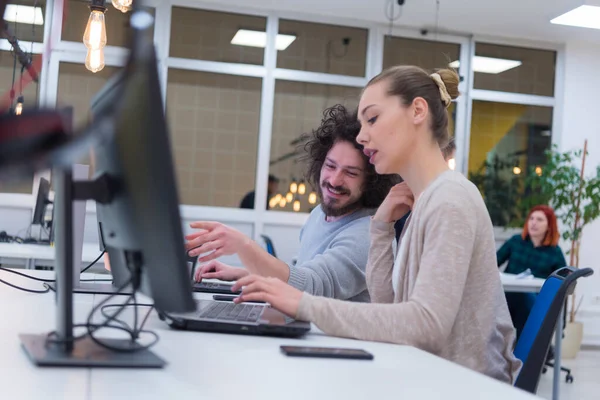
[0,269,541,400]
[392,221,411,295]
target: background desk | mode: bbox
[501,272,544,293]
[0,243,105,270]
[0,269,542,400]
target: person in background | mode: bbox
[186,104,398,302]
[239,174,280,210]
[231,65,521,383]
[497,205,567,339]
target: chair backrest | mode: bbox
[514,266,594,393]
[261,234,277,257]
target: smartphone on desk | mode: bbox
[212,294,265,304]
[280,345,374,360]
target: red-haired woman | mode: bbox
[497,205,567,338]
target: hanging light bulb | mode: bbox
[298,182,306,195]
[290,181,298,194]
[279,198,287,208]
[85,47,105,73]
[293,200,301,212]
[513,166,522,175]
[447,157,456,170]
[286,192,293,203]
[269,196,278,209]
[83,1,107,73]
[273,193,282,203]
[308,192,317,205]
[535,166,543,176]
[112,0,133,13]
[83,2,107,49]
[15,96,24,115]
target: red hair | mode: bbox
[522,205,560,247]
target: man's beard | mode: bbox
[318,182,362,218]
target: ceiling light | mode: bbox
[551,5,600,30]
[3,4,44,25]
[449,56,522,74]
[231,29,296,51]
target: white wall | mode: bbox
[560,40,600,346]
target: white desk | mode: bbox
[500,272,545,293]
[0,242,104,269]
[0,270,541,400]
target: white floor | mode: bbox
[536,350,600,400]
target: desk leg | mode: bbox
[552,307,563,400]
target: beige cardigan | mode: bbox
[297,170,522,383]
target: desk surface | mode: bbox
[500,272,545,293]
[0,242,104,264]
[0,270,541,400]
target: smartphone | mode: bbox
[212,294,265,304]
[280,345,374,360]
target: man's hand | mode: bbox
[185,221,250,263]
[373,182,414,223]
[232,275,303,318]
[194,260,249,282]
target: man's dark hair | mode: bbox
[300,104,399,208]
[268,174,279,183]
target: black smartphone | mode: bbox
[280,345,374,360]
[193,281,241,295]
[212,294,265,304]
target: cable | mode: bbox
[100,303,154,334]
[0,279,49,293]
[0,251,106,293]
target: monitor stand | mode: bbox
[19,168,164,368]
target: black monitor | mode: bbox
[19,7,195,369]
[32,177,51,225]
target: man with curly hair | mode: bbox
[186,104,399,302]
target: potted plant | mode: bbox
[523,140,600,358]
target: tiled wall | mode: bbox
[277,20,367,77]
[383,36,460,72]
[166,69,262,207]
[270,81,361,213]
[169,7,265,64]
[475,43,556,97]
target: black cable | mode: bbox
[0,279,49,293]
[0,251,106,293]
[100,303,154,333]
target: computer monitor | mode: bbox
[32,177,50,225]
[19,8,195,368]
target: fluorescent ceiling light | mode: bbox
[449,56,522,74]
[551,5,600,30]
[231,29,296,51]
[3,4,44,25]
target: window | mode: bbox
[0,49,41,193]
[277,20,367,77]
[61,0,154,46]
[3,0,46,43]
[269,81,361,213]
[166,69,262,207]
[474,43,556,96]
[169,7,266,65]
[468,101,553,226]
[383,36,460,72]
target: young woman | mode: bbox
[232,65,522,383]
[498,205,567,338]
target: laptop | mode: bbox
[161,299,311,338]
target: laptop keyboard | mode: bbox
[198,302,264,323]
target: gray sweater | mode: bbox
[287,205,374,302]
[297,171,522,383]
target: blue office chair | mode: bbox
[513,266,594,394]
[261,234,277,257]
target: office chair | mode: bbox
[513,266,593,394]
[261,235,277,257]
[542,301,574,383]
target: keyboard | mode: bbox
[198,302,264,323]
[192,281,241,295]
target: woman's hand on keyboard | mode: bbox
[194,260,249,282]
[232,275,302,318]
